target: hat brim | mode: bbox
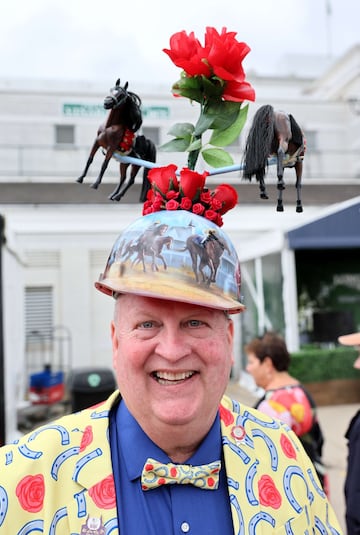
[95,275,245,314]
[338,332,360,346]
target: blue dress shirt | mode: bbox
[109,400,234,534]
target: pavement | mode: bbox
[225,380,356,534]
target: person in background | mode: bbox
[245,331,328,494]
[0,169,342,534]
[338,331,360,535]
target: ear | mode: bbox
[227,319,234,364]
[111,321,119,368]
[262,355,274,370]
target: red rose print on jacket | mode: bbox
[79,425,93,452]
[280,433,297,459]
[16,474,44,512]
[88,475,116,509]
[219,404,235,426]
[258,475,282,509]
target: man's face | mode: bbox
[111,294,234,438]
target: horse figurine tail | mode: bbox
[242,104,275,182]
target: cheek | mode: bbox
[248,363,260,379]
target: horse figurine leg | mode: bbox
[90,148,115,189]
[257,171,269,199]
[276,146,286,212]
[294,160,303,213]
[108,162,129,200]
[111,163,141,201]
[76,139,100,183]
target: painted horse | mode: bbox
[242,104,305,212]
[183,230,230,285]
[76,78,156,202]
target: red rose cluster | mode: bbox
[143,164,238,227]
[163,26,255,103]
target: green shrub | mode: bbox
[289,347,360,383]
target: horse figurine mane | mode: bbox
[76,78,156,202]
[242,104,305,212]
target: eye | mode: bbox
[186,319,204,328]
[138,320,155,329]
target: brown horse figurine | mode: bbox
[109,134,156,203]
[242,104,305,212]
[76,79,156,202]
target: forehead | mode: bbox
[116,294,224,318]
[246,351,261,362]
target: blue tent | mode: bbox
[287,199,360,249]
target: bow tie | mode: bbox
[141,457,221,491]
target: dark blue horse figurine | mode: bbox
[242,104,305,212]
[77,79,156,202]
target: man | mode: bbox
[0,208,342,534]
[338,331,360,535]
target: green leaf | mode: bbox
[206,101,242,130]
[209,105,249,147]
[187,139,202,152]
[167,122,194,138]
[159,138,191,152]
[201,148,234,168]
[200,76,224,99]
[194,114,214,136]
[172,76,204,103]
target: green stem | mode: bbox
[187,99,205,170]
[187,136,201,171]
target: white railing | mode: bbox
[0,144,358,180]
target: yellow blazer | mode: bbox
[0,392,342,534]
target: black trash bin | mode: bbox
[68,367,116,412]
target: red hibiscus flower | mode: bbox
[16,474,44,512]
[89,475,116,509]
[258,475,282,509]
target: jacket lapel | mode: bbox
[65,392,121,535]
[221,395,262,535]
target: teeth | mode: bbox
[154,371,195,382]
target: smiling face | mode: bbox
[111,294,234,460]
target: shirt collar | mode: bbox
[115,400,222,482]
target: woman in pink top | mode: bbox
[245,331,328,494]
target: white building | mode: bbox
[1,46,360,442]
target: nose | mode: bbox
[155,324,191,361]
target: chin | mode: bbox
[155,400,200,426]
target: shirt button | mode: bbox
[181,521,190,533]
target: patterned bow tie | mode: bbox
[141,457,221,491]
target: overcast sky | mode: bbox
[1,0,358,88]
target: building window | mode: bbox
[25,286,53,340]
[55,124,75,145]
[142,126,160,146]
